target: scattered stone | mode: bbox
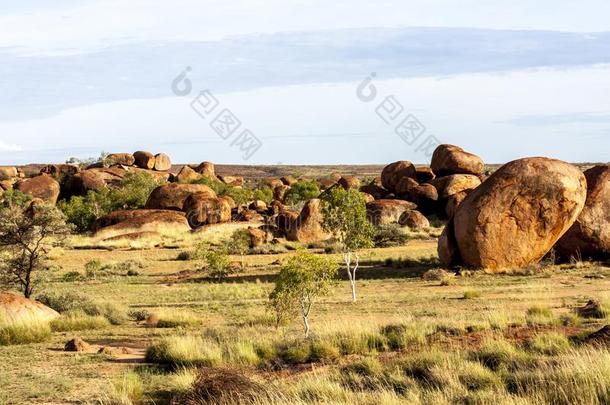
[175,165,201,183]
[153,153,172,171]
[0,292,59,324]
[264,178,284,189]
[107,153,135,166]
[15,174,61,204]
[145,183,216,211]
[338,176,360,190]
[280,176,297,186]
[381,161,416,192]
[249,200,267,212]
[428,174,481,199]
[94,210,190,239]
[39,164,79,179]
[0,166,17,180]
[183,194,232,227]
[286,199,328,243]
[366,199,417,226]
[145,313,160,327]
[422,268,451,281]
[431,144,484,176]
[133,151,156,170]
[415,166,436,183]
[273,185,290,203]
[577,300,607,319]
[65,337,91,352]
[194,162,215,178]
[218,175,243,186]
[398,210,430,230]
[247,227,268,248]
[584,325,610,347]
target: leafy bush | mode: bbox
[374,224,409,247]
[463,290,482,300]
[284,181,320,205]
[196,245,233,281]
[59,172,164,233]
[36,292,126,325]
[58,191,110,233]
[128,309,151,322]
[191,177,252,205]
[252,186,274,204]
[0,189,31,210]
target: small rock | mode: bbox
[65,337,91,352]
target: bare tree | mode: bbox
[0,203,71,298]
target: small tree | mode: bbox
[284,181,320,206]
[0,204,71,298]
[196,244,233,281]
[321,187,375,302]
[227,229,251,270]
[269,251,338,337]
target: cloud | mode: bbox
[501,112,610,126]
[2,27,610,121]
[0,141,23,152]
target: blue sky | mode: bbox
[1,0,610,164]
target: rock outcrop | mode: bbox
[145,183,216,211]
[556,165,610,260]
[442,157,586,270]
[431,144,484,176]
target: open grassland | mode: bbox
[2,231,610,404]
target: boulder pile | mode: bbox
[439,157,586,271]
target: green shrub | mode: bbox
[252,186,274,204]
[197,246,233,281]
[59,172,164,233]
[85,259,104,279]
[0,189,32,210]
[281,342,312,364]
[463,290,482,300]
[58,191,109,233]
[285,181,320,205]
[61,271,83,282]
[128,309,151,322]
[309,340,340,363]
[176,251,192,261]
[36,292,126,325]
[374,224,409,247]
[36,291,95,314]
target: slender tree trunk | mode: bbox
[344,252,357,302]
[303,315,310,338]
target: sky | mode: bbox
[1,0,610,165]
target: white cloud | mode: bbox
[1,65,609,165]
[2,0,610,53]
[0,141,23,152]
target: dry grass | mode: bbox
[4,232,610,404]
